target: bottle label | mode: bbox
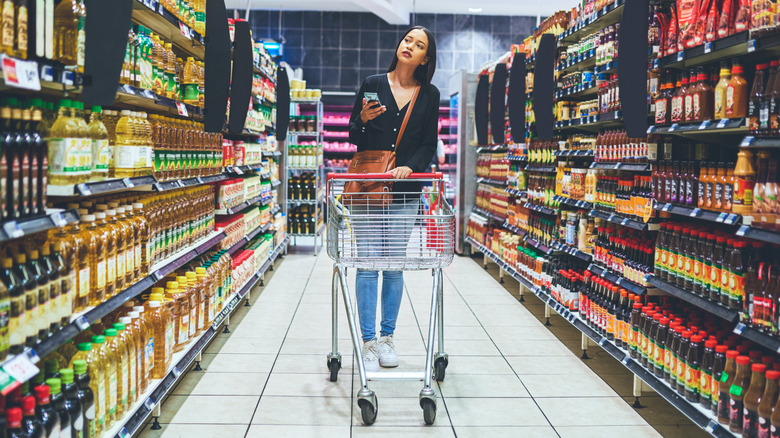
[184,83,199,102]
[1,1,13,48]
[92,139,110,171]
[107,256,116,286]
[685,364,700,393]
[121,361,129,406]
[179,314,189,344]
[731,396,744,425]
[97,378,106,427]
[685,95,693,120]
[135,245,142,271]
[745,408,759,437]
[715,90,724,116]
[96,259,106,289]
[125,249,134,278]
[145,336,155,373]
[78,266,90,297]
[760,101,770,130]
[72,403,83,432]
[16,5,26,54]
[726,85,735,114]
[165,323,174,359]
[735,176,755,206]
[86,402,96,438]
[109,372,117,415]
[759,416,771,438]
[129,349,136,400]
[117,251,126,281]
[114,145,152,170]
[49,138,84,175]
[724,183,734,211]
[700,371,712,401]
[671,96,683,122]
[77,16,86,68]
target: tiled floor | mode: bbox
[138,250,704,437]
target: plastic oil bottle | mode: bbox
[185,272,199,338]
[167,280,190,351]
[51,240,74,330]
[70,102,91,180]
[103,328,127,419]
[147,297,173,379]
[106,209,126,294]
[53,0,79,67]
[111,111,138,179]
[124,204,143,281]
[128,309,151,393]
[195,267,213,328]
[81,214,105,307]
[165,43,176,99]
[94,208,117,299]
[183,57,199,106]
[152,33,164,95]
[87,106,109,181]
[1,257,24,355]
[72,360,95,438]
[115,319,137,406]
[48,100,84,185]
[0,257,14,359]
[117,206,136,286]
[91,334,116,429]
[77,343,104,436]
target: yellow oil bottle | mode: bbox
[116,319,138,406]
[48,100,85,185]
[165,43,176,99]
[128,309,151,394]
[91,334,117,428]
[167,280,190,351]
[80,214,105,310]
[183,57,199,106]
[117,206,136,285]
[87,106,110,181]
[146,297,173,379]
[94,211,116,300]
[70,101,92,180]
[104,328,127,419]
[130,202,150,278]
[195,267,213,328]
[76,342,105,435]
[106,209,125,294]
[53,0,79,66]
[185,272,199,338]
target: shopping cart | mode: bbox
[325,173,455,425]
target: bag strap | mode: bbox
[394,85,420,153]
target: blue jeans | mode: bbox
[353,198,419,341]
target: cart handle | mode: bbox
[326,172,443,180]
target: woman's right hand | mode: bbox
[360,98,386,124]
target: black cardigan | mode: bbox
[349,74,440,199]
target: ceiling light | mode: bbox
[468,7,483,12]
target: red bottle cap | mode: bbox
[33,385,50,405]
[705,340,717,349]
[726,350,739,359]
[682,330,692,338]
[5,407,21,428]
[752,363,767,373]
[661,317,671,325]
[767,370,780,380]
[737,356,751,365]
[691,335,704,343]
[633,303,643,309]
[21,395,35,416]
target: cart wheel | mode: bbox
[327,358,341,382]
[434,357,448,382]
[358,398,378,425]
[421,398,436,425]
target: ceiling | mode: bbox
[227,0,569,24]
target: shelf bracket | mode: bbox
[518,282,525,302]
[632,375,647,408]
[581,332,593,359]
[544,303,552,326]
[499,268,505,284]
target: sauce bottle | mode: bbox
[46,379,70,438]
[720,350,740,423]
[14,253,38,348]
[32,385,58,438]
[676,330,692,396]
[750,63,770,133]
[727,59,749,118]
[700,339,717,410]
[734,149,757,216]
[715,61,732,119]
[744,363,767,437]
[686,333,703,402]
[696,66,714,122]
[683,71,695,123]
[759,369,780,438]
[72,360,95,438]
[21,395,43,438]
[671,73,684,123]
[715,163,727,212]
[731,355,753,433]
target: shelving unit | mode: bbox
[0,209,80,242]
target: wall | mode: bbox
[240,10,537,96]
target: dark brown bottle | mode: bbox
[731,355,753,433]
[720,350,740,423]
[713,345,729,416]
[758,369,780,438]
[750,63,770,134]
[744,363,767,437]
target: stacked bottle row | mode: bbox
[476,153,509,180]
[594,173,654,221]
[148,115,223,182]
[475,185,509,219]
[287,143,321,169]
[558,24,619,70]
[492,229,546,287]
[653,60,747,125]
[752,150,780,231]
[288,205,320,236]
[288,173,318,201]
[159,0,206,35]
[525,175,556,207]
[593,224,655,286]
[525,140,557,165]
[122,25,205,107]
[594,130,657,163]
[652,160,737,212]
[507,162,527,192]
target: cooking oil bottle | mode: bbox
[114,320,137,406]
[94,211,116,300]
[130,202,150,277]
[53,0,79,67]
[72,359,96,438]
[39,244,61,336]
[91,334,117,428]
[146,297,173,379]
[83,341,106,435]
[106,209,125,294]
[195,267,213,327]
[51,242,74,330]
[197,61,205,107]
[112,111,139,179]
[87,107,109,181]
[70,101,91,179]
[167,280,190,351]
[165,43,176,99]
[103,328,127,419]
[130,308,152,393]
[75,0,85,72]
[184,272,199,338]
[116,206,136,285]
[48,100,84,185]
[80,214,105,307]
[24,248,49,341]
[152,33,164,95]
[183,57,199,106]
[0,257,23,356]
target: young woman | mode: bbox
[348,26,440,372]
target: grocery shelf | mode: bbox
[524,202,558,216]
[506,154,528,162]
[133,0,205,60]
[153,174,231,191]
[254,64,277,85]
[734,323,780,354]
[289,223,326,238]
[116,84,204,119]
[524,164,557,173]
[586,262,648,295]
[655,31,752,70]
[588,208,657,231]
[0,57,80,93]
[654,202,742,226]
[502,221,527,238]
[471,206,505,223]
[740,136,780,148]
[556,49,596,75]
[646,275,740,323]
[524,236,555,255]
[226,164,265,175]
[255,95,275,108]
[554,149,594,158]
[226,221,273,256]
[476,145,509,154]
[554,195,593,210]
[555,111,623,130]
[589,161,651,171]
[215,195,268,215]
[466,235,739,438]
[475,177,507,187]
[594,60,618,75]
[555,81,597,100]
[288,131,320,136]
[736,224,780,245]
[48,175,157,197]
[105,236,288,438]
[550,240,593,262]
[648,118,747,135]
[557,0,624,44]
[0,209,80,242]
[262,150,282,157]
[505,187,526,197]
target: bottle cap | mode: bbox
[151,287,165,294]
[104,328,117,337]
[113,323,126,331]
[737,355,751,365]
[77,342,91,352]
[21,395,36,415]
[59,369,74,384]
[6,407,21,427]
[148,301,161,308]
[73,360,87,375]
[166,281,179,290]
[691,335,704,343]
[119,317,132,325]
[46,378,62,394]
[45,358,59,375]
[767,370,780,380]
[91,335,105,344]
[705,340,717,349]
[128,312,140,319]
[33,385,50,404]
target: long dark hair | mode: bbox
[387,26,437,88]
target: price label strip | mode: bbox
[1,55,41,91]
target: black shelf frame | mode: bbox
[654,202,742,225]
[646,275,739,322]
[524,164,557,173]
[475,177,508,187]
[472,206,506,223]
[555,80,598,100]
[554,149,595,158]
[648,118,746,135]
[550,240,594,262]
[524,202,558,216]
[587,262,648,296]
[505,187,526,197]
[506,154,528,162]
[589,161,651,171]
[558,0,625,44]
[555,111,623,131]
[554,195,593,210]
[736,224,780,245]
[589,208,655,231]
[0,209,80,242]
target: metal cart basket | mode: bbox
[325,172,455,425]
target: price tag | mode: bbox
[196,177,204,184]
[616,277,624,285]
[179,22,191,39]
[668,123,678,132]
[676,51,684,62]
[734,322,746,334]
[233,167,244,175]
[122,84,135,95]
[705,420,718,433]
[74,316,89,331]
[118,427,130,438]
[647,126,655,134]
[176,102,189,117]
[607,214,615,222]
[2,221,23,239]
[143,89,155,99]
[614,111,619,120]
[40,65,53,82]
[621,218,629,225]
[748,39,757,52]
[143,398,156,410]
[716,212,727,223]
[599,337,607,346]
[725,214,738,225]
[704,42,712,54]
[172,366,181,378]
[622,355,631,365]
[76,183,91,196]
[698,120,710,130]
[1,55,41,91]
[122,178,135,188]
[2,353,39,383]
[689,208,700,217]
[62,71,74,86]
[717,118,729,128]
[736,225,748,236]
[661,203,672,212]
[741,136,755,147]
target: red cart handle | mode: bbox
[327,172,443,180]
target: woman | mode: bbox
[348,26,440,372]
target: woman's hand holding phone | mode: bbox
[360,98,386,124]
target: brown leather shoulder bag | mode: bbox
[343,85,420,206]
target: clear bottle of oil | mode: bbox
[70,101,91,180]
[130,202,150,278]
[114,320,137,406]
[195,267,213,327]
[106,209,126,293]
[184,272,199,338]
[81,341,105,435]
[53,0,78,67]
[146,299,172,379]
[112,110,139,179]
[129,308,152,393]
[165,43,176,99]
[50,241,74,331]
[87,106,109,181]
[80,215,104,307]
[91,334,116,428]
[94,211,115,300]
[167,280,190,351]
[48,100,84,185]
[183,57,199,106]
[116,206,136,285]
[103,328,127,419]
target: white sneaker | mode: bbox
[377,335,399,368]
[361,339,380,372]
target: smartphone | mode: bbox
[364,92,381,108]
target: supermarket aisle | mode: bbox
[139,251,662,438]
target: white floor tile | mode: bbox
[251,395,352,425]
[246,425,351,438]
